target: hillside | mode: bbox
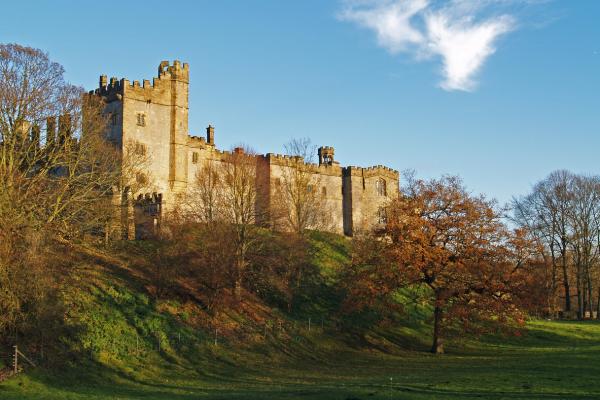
[1,233,600,399]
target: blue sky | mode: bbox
[1,0,598,204]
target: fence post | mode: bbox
[13,345,18,374]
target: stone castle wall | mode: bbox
[94,61,399,237]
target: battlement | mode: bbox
[93,60,189,101]
[343,165,399,178]
[263,152,342,176]
[135,192,163,206]
[188,135,207,147]
[158,60,189,83]
[264,152,304,162]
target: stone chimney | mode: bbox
[206,124,215,145]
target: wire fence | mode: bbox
[0,345,37,382]
[107,316,334,356]
[0,315,340,383]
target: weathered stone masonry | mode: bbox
[92,61,399,237]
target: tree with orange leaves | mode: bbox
[383,175,526,353]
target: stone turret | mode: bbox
[318,146,335,166]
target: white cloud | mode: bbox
[425,11,514,91]
[338,0,428,53]
[339,0,522,91]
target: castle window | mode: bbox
[275,178,281,186]
[307,184,314,194]
[192,152,199,164]
[134,142,147,156]
[136,113,146,127]
[322,187,327,197]
[376,178,387,196]
[377,207,388,224]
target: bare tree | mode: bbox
[272,138,332,234]
[0,43,120,341]
[513,171,600,320]
[512,170,575,315]
[184,159,222,223]
[567,175,600,318]
[219,146,263,301]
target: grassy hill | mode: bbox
[1,232,600,399]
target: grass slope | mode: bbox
[1,233,600,399]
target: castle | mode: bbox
[93,61,399,238]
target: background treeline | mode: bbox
[513,170,600,319]
[0,43,590,364]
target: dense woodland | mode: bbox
[1,43,600,368]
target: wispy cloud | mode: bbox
[339,0,540,91]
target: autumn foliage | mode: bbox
[343,176,531,353]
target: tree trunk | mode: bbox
[234,257,244,302]
[234,278,242,302]
[596,288,600,320]
[431,293,444,354]
[561,253,571,312]
[576,265,583,319]
[586,271,594,318]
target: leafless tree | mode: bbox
[0,43,121,340]
[272,138,332,234]
[184,159,223,223]
[512,170,575,315]
[513,171,600,319]
[566,175,600,318]
[218,146,263,301]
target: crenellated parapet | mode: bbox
[188,135,207,148]
[92,60,190,103]
[134,192,163,216]
[262,152,342,176]
[158,60,189,83]
[343,165,399,180]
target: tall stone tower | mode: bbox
[95,60,190,207]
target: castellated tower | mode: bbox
[95,61,189,203]
[94,61,190,238]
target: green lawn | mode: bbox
[2,320,600,399]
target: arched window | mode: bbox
[376,178,387,196]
